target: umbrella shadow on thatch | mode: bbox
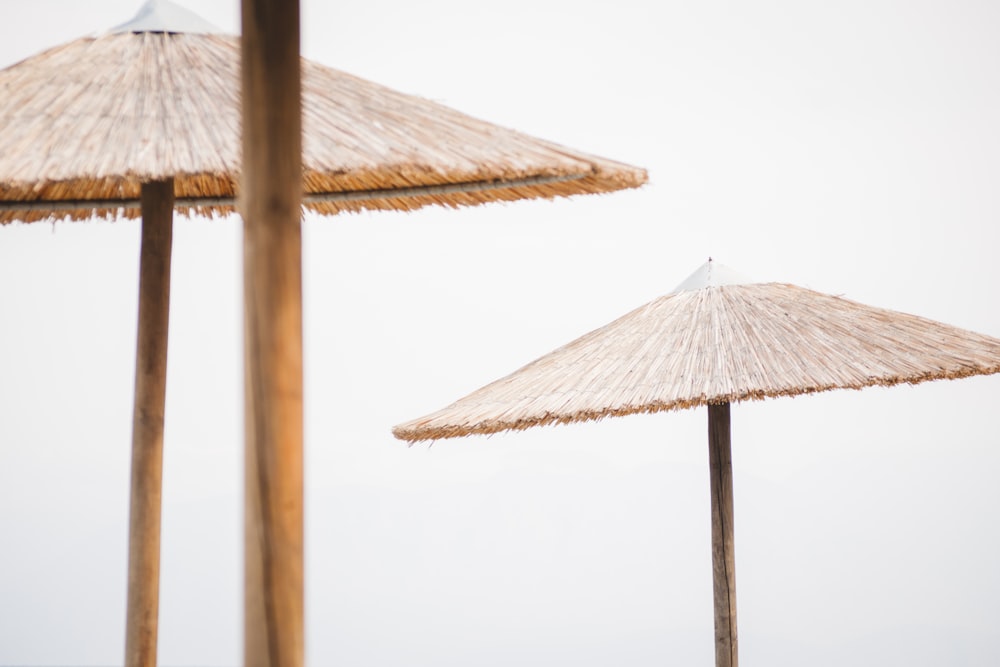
[393,258,1000,667]
[0,1,647,666]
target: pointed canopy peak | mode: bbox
[108,0,222,35]
[671,258,757,293]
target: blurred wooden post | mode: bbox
[125,178,175,667]
[708,402,737,667]
[240,1,304,667]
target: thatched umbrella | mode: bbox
[0,2,647,666]
[393,258,1000,667]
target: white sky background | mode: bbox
[1,0,999,665]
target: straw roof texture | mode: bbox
[0,32,646,223]
[393,281,1000,442]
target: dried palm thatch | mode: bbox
[393,261,1000,442]
[0,30,646,223]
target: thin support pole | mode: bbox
[241,1,304,667]
[708,402,738,667]
[124,178,175,667]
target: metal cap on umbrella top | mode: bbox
[109,0,222,33]
[0,2,647,667]
[393,258,1000,667]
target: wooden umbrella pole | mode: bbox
[241,1,304,667]
[708,402,738,667]
[124,178,175,667]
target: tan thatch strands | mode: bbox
[0,32,646,223]
[3,174,587,214]
[393,283,1000,442]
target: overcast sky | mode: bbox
[2,1,1000,666]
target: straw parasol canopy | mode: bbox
[0,1,645,223]
[393,258,1000,667]
[394,259,1000,440]
[0,2,646,666]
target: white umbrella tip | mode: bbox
[108,0,222,35]
[671,257,757,293]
